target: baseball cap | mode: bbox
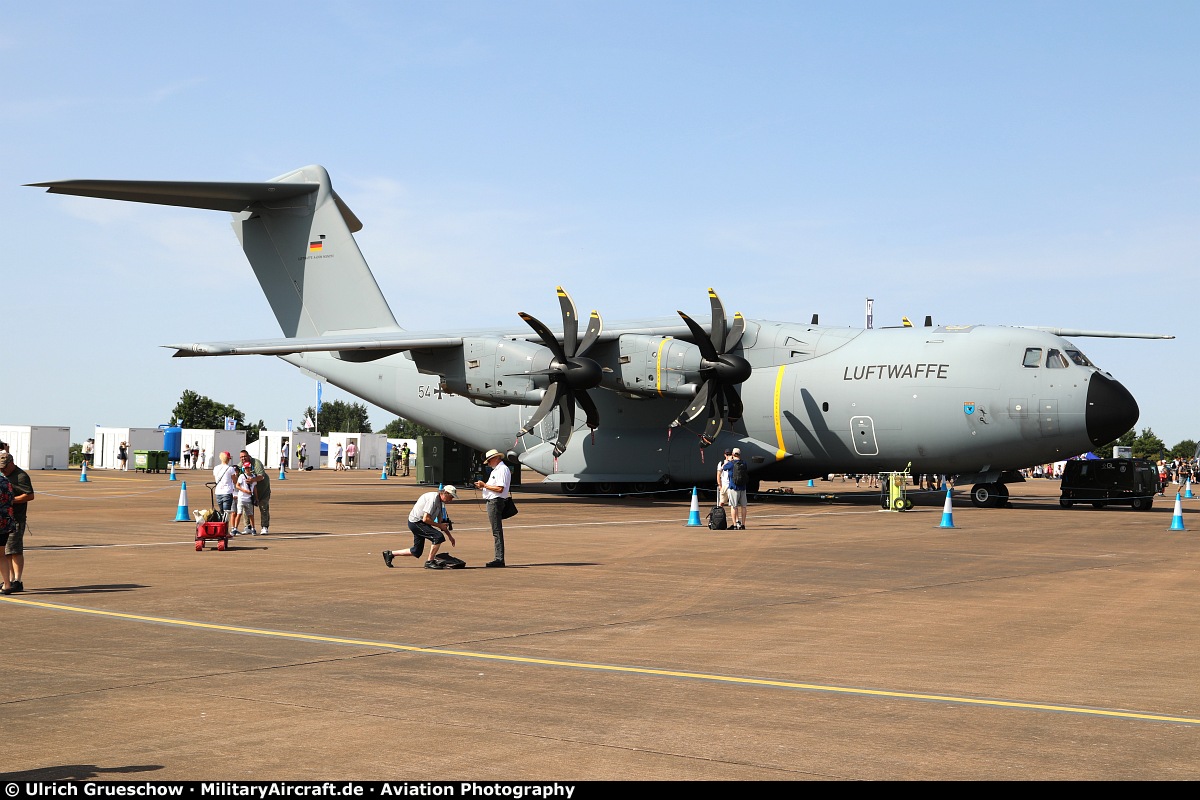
[732,448,742,455]
[441,485,458,498]
[0,452,9,468]
[724,448,733,455]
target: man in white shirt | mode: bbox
[474,449,512,568]
[382,485,457,569]
[212,451,238,532]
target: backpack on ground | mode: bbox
[707,505,727,530]
[732,460,749,488]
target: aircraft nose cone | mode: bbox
[1086,372,1139,447]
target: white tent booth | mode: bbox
[0,425,71,470]
[180,429,248,470]
[244,430,320,471]
[288,431,322,470]
[94,427,162,470]
[326,432,387,470]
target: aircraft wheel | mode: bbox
[596,482,616,495]
[995,483,1010,507]
[629,482,649,494]
[1092,501,1105,509]
[560,482,581,495]
[1060,498,1073,508]
[971,483,1000,508]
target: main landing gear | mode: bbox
[970,482,1010,508]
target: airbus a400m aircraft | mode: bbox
[30,165,1171,506]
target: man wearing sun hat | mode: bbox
[474,449,512,568]
[382,485,458,569]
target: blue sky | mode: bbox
[4,1,1196,448]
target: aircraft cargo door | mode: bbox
[851,416,879,456]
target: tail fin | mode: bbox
[29,164,399,338]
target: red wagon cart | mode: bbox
[195,481,232,551]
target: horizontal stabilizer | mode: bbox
[26,179,316,213]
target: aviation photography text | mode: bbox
[11,784,580,800]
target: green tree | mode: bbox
[172,390,246,430]
[380,417,439,439]
[1132,427,1166,461]
[1169,439,1197,461]
[303,401,372,436]
[171,390,262,440]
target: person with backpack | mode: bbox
[722,448,750,529]
[0,465,16,595]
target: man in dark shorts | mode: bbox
[0,451,34,593]
[382,486,457,569]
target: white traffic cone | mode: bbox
[1170,492,1186,531]
[79,461,89,482]
[169,462,177,481]
[938,486,955,528]
[174,481,190,522]
[380,466,388,480]
[1186,478,1193,499]
[686,487,703,526]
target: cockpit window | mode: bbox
[1065,348,1093,367]
[1046,348,1069,369]
[1023,348,1042,368]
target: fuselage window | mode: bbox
[1046,348,1069,369]
[1023,348,1042,368]
[1065,348,1093,367]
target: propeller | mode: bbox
[670,288,752,446]
[517,287,604,457]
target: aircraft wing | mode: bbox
[166,316,705,359]
[165,332,464,359]
[1032,327,1174,340]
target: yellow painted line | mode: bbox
[773,365,788,460]
[655,337,672,397]
[5,597,1197,726]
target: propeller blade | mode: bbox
[726,312,746,351]
[723,383,743,425]
[677,311,720,362]
[518,382,561,436]
[707,288,726,352]
[576,389,601,430]
[518,311,568,363]
[673,380,713,427]
[552,396,577,457]
[576,310,603,357]
[702,415,724,444]
[556,286,579,357]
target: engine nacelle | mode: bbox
[410,336,553,406]
[599,334,703,399]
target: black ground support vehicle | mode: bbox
[1059,458,1158,510]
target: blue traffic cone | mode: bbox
[807,479,815,487]
[169,462,177,481]
[938,486,955,528]
[79,461,89,482]
[278,465,287,480]
[1170,492,1186,530]
[686,487,703,526]
[174,482,190,522]
[380,466,388,480]
[1186,478,1193,499]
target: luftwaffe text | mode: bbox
[843,363,949,380]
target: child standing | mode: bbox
[232,465,257,535]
